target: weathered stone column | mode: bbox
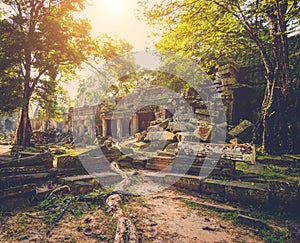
[219,63,238,125]
[102,118,107,137]
[78,123,84,136]
[130,114,138,135]
[117,118,122,138]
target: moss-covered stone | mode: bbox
[200,178,226,197]
[269,181,299,208]
[165,174,201,191]
[225,181,269,206]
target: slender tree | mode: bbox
[0,0,97,146]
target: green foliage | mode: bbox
[0,210,4,223]
[39,195,81,225]
[75,37,136,107]
[140,0,300,155]
[289,35,300,80]
[0,0,100,144]
[34,80,70,122]
[140,0,299,70]
[258,228,287,243]
[140,69,188,93]
[0,19,23,114]
[1,0,95,82]
[236,160,300,183]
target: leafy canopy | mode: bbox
[0,0,98,114]
[139,0,300,71]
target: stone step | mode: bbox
[132,158,147,169]
[173,156,235,167]
[57,167,89,177]
[157,151,176,157]
[135,173,297,208]
[172,165,235,178]
[0,184,36,201]
[57,155,112,176]
[146,163,172,171]
[58,172,123,188]
[0,184,36,209]
[0,153,53,168]
[70,181,95,195]
[19,151,41,158]
[146,156,173,171]
[0,165,47,176]
[200,179,269,205]
[0,173,50,189]
[164,174,201,191]
[144,155,236,177]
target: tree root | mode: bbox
[53,199,72,224]
[106,194,138,243]
[47,185,71,200]
[114,217,138,243]
[110,161,131,192]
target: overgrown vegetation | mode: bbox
[0,187,130,242]
[236,160,300,183]
[140,0,300,155]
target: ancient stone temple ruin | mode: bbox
[27,62,271,137]
[51,63,265,140]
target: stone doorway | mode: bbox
[138,111,155,132]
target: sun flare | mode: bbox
[103,0,124,11]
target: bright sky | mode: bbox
[79,0,154,50]
[65,0,157,98]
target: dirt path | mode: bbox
[0,187,268,242]
[0,145,11,156]
[125,188,262,243]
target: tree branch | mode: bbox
[29,68,48,96]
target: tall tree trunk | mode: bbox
[16,99,32,146]
[16,33,33,146]
[253,0,300,155]
[257,84,300,155]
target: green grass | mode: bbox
[236,161,300,184]
[257,155,284,161]
[258,228,287,243]
[54,146,96,158]
[0,210,4,222]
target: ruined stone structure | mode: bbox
[67,63,267,138]
[0,116,16,133]
[218,63,266,125]
[31,118,58,131]
[28,63,268,136]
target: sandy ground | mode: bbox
[125,188,262,243]
[0,145,11,156]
